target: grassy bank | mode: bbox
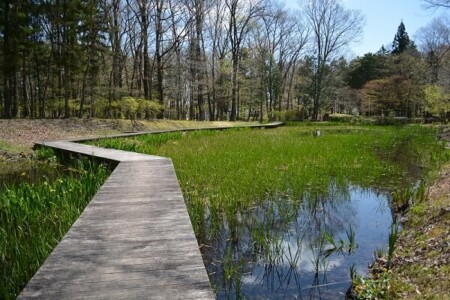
[369,160,450,299]
[0,151,110,299]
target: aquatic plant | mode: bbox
[0,157,110,299]
[373,248,385,260]
[387,222,400,269]
[323,225,358,257]
[350,264,358,281]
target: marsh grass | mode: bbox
[387,222,400,269]
[92,124,448,235]
[0,153,110,299]
[91,124,449,298]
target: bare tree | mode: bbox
[251,1,308,119]
[416,16,450,83]
[154,0,191,107]
[304,0,363,120]
[226,0,264,121]
[107,0,126,104]
[424,0,450,8]
[185,0,208,120]
[205,0,230,120]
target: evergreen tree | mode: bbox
[346,53,387,89]
[392,21,413,54]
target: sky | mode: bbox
[283,0,447,57]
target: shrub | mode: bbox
[137,98,163,119]
[119,96,139,119]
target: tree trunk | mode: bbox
[3,0,12,118]
[230,54,238,121]
[155,0,164,107]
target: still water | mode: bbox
[202,185,393,299]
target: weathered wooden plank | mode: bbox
[21,284,213,300]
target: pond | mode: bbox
[203,185,393,299]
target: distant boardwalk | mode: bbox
[19,122,283,299]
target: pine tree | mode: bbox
[392,21,412,54]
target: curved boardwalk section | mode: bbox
[19,122,283,299]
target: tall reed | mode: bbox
[0,156,110,299]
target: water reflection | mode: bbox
[201,185,392,299]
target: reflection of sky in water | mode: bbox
[208,186,393,300]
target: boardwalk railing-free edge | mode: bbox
[19,122,284,299]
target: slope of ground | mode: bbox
[388,161,450,299]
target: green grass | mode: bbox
[0,154,110,299]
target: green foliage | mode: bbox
[119,96,139,119]
[0,157,110,299]
[328,113,371,124]
[115,97,164,120]
[424,85,450,121]
[352,270,392,299]
[34,147,58,164]
[347,53,388,89]
[271,109,304,121]
[136,98,164,119]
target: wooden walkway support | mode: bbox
[19,122,283,299]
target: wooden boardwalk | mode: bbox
[19,122,283,299]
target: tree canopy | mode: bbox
[0,0,449,121]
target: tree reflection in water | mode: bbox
[201,184,392,299]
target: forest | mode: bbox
[0,0,449,121]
